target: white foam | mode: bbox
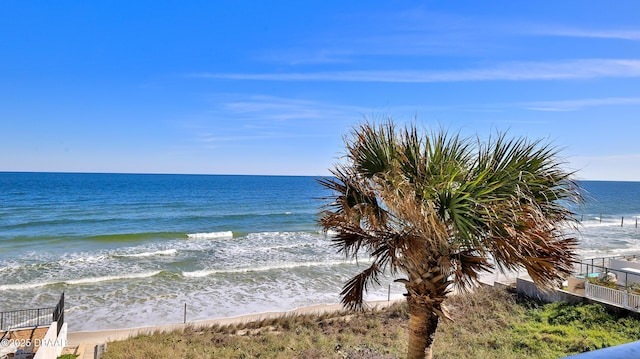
[182,269,216,278]
[118,249,178,258]
[0,254,108,274]
[59,255,109,265]
[187,231,233,240]
[0,282,50,291]
[0,271,162,291]
[182,260,352,278]
[65,271,162,285]
[579,220,624,229]
[325,229,339,237]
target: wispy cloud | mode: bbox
[192,59,640,83]
[256,49,356,65]
[193,128,304,149]
[524,97,640,112]
[533,27,640,40]
[255,8,497,65]
[214,95,367,121]
[187,95,369,145]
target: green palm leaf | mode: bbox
[318,120,582,359]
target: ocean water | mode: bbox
[0,173,639,331]
[571,181,640,258]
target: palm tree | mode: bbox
[318,121,582,359]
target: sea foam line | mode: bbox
[116,249,178,258]
[65,271,162,285]
[0,255,108,273]
[182,260,353,278]
[187,231,233,240]
[0,271,162,291]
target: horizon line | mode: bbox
[0,170,631,182]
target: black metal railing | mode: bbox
[0,292,64,332]
[53,292,64,334]
[0,307,55,331]
[579,254,640,275]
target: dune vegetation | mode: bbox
[102,286,640,359]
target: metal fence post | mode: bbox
[626,273,629,288]
[95,343,107,359]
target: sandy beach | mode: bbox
[66,299,405,359]
[63,270,523,358]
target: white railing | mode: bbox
[628,292,640,310]
[585,282,640,312]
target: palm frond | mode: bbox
[340,262,383,311]
[347,122,398,177]
[318,118,582,309]
[449,249,494,290]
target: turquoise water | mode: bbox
[0,173,384,330]
[0,173,639,330]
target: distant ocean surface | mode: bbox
[0,173,639,331]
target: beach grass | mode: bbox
[102,286,640,359]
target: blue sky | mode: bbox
[2,1,640,180]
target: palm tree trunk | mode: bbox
[407,297,440,359]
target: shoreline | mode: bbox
[60,275,524,359]
[67,273,520,345]
[66,298,405,358]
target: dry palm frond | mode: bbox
[318,119,582,358]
